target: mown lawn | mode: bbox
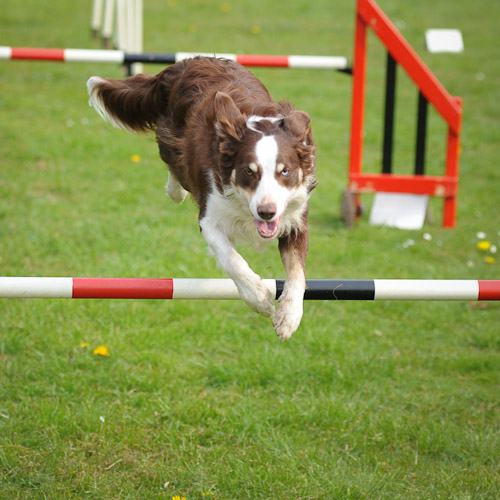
[1,0,499,498]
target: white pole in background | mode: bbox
[102,0,116,48]
[132,0,144,74]
[115,0,126,51]
[90,0,144,74]
[90,0,104,38]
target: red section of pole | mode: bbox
[11,47,66,61]
[478,281,500,301]
[72,278,174,299]
[236,55,289,67]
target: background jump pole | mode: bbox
[0,47,351,71]
[0,278,499,301]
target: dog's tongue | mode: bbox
[254,218,280,239]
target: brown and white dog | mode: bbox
[87,57,317,340]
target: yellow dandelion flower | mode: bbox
[485,256,495,264]
[251,25,262,35]
[221,2,232,12]
[172,496,186,500]
[477,240,491,251]
[130,154,141,163]
[80,342,90,348]
[93,345,110,357]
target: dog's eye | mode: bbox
[243,167,254,176]
[281,168,290,177]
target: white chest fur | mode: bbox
[203,182,309,251]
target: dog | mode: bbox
[87,57,317,340]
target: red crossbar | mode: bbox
[349,173,458,197]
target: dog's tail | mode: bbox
[87,73,165,133]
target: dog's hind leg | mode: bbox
[166,171,188,204]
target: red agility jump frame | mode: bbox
[348,0,463,227]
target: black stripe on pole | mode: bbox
[415,91,429,175]
[338,66,354,75]
[306,280,375,300]
[275,280,375,300]
[276,279,285,299]
[123,53,177,64]
[382,52,397,174]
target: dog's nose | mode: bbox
[257,203,277,220]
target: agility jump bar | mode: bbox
[0,278,499,301]
[0,47,350,71]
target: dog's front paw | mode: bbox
[273,289,304,341]
[237,277,276,318]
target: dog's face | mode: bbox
[215,93,316,239]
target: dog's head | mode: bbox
[214,92,317,239]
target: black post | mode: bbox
[415,91,429,175]
[382,52,397,174]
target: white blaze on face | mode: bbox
[250,135,290,239]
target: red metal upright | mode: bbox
[349,11,368,177]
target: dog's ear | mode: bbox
[281,111,316,171]
[214,92,246,143]
[280,110,312,144]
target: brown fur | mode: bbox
[89,57,315,213]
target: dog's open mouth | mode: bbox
[254,217,281,239]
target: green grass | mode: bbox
[1,0,499,498]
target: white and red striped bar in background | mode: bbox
[0,278,499,301]
[0,46,350,71]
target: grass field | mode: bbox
[1,0,499,498]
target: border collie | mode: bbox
[87,57,317,340]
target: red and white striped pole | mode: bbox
[0,277,499,301]
[0,46,350,71]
